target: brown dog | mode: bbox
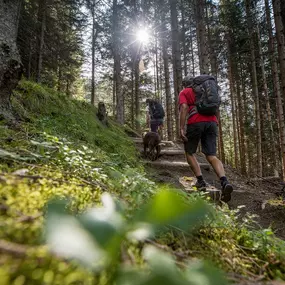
[142,131,161,161]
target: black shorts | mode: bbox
[184,122,217,156]
[150,120,163,133]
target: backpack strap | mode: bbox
[187,106,197,121]
[185,87,198,120]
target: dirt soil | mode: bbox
[136,139,285,240]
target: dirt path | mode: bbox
[134,138,285,240]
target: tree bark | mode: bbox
[234,60,246,174]
[155,35,160,100]
[160,1,173,140]
[195,0,209,74]
[133,0,140,130]
[0,0,22,119]
[36,0,47,83]
[227,42,239,169]
[266,0,285,178]
[189,23,195,77]
[170,0,182,139]
[180,0,188,77]
[273,0,285,105]
[113,0,124,124]
[281,0,285,35]
[206,1,217,76]
[91,0,96,105]
[256,24,278,174]
[245,0,262,176]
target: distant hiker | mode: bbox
[146,99,165,133]
[179,75,233,202]
[97,102,108,126]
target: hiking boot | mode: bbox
[221,181,233,202]
[194,179,207,191]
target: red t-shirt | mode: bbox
[179,88,218,125]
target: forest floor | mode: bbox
[133,137,285,240]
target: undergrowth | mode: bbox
[0,80,284,284]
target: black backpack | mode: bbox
[149,101,165,119]
[188,75,220,117]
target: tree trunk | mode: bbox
[245,0,262,176]
[134,57,140,130]
[160,1,173,141]
[227,42,239,169]
[112,63,116,117]
[281,0,285,35]
[170,0,182,139]
[266,0,285,178]
[189,22,195,77]
[0,0,22,119]
[36,0,47,83]
[234,60,246,174]
[133,0,140,130]
[131,67,134,128]
[155,35,160,99]
[206,1,217,76]
[195,0,209,74]
[113,0,124,124]
[273,0,285,105]
[91,1,96,105]
[256,24,278,174]
[180,0,188,77]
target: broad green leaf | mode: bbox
[45,200,106,269]
[0,148,35,161]
[117,268,187,285]
[117,247,188,285]
[116,269,147,285]
[134,190,210,231]
[143,245,178,275]
[78,193,125,255]
[184,261,229,285]
[127,223,154,241]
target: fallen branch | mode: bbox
[80,178,107,191]
[250,175,281,185]
[145,238,188,259]
[0,239,29,257]
[16,213,42,223]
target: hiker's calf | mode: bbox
[142,131,161,161]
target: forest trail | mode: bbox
[132,137,285,240]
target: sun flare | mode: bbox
[136,29,149,43]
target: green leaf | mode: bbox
[45,199,106,269]
[134,190,210,231]
[185,261,229,285]
[143,245,179,276]
[78,193,125,256]
[117,247,187,285]
[0,148,35,161]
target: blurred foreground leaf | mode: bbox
[116,246,228,285]
[134,190,210,231]
[46,199,106,269]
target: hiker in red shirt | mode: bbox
[179,75,233,202]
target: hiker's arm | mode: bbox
[179,103,188,142]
